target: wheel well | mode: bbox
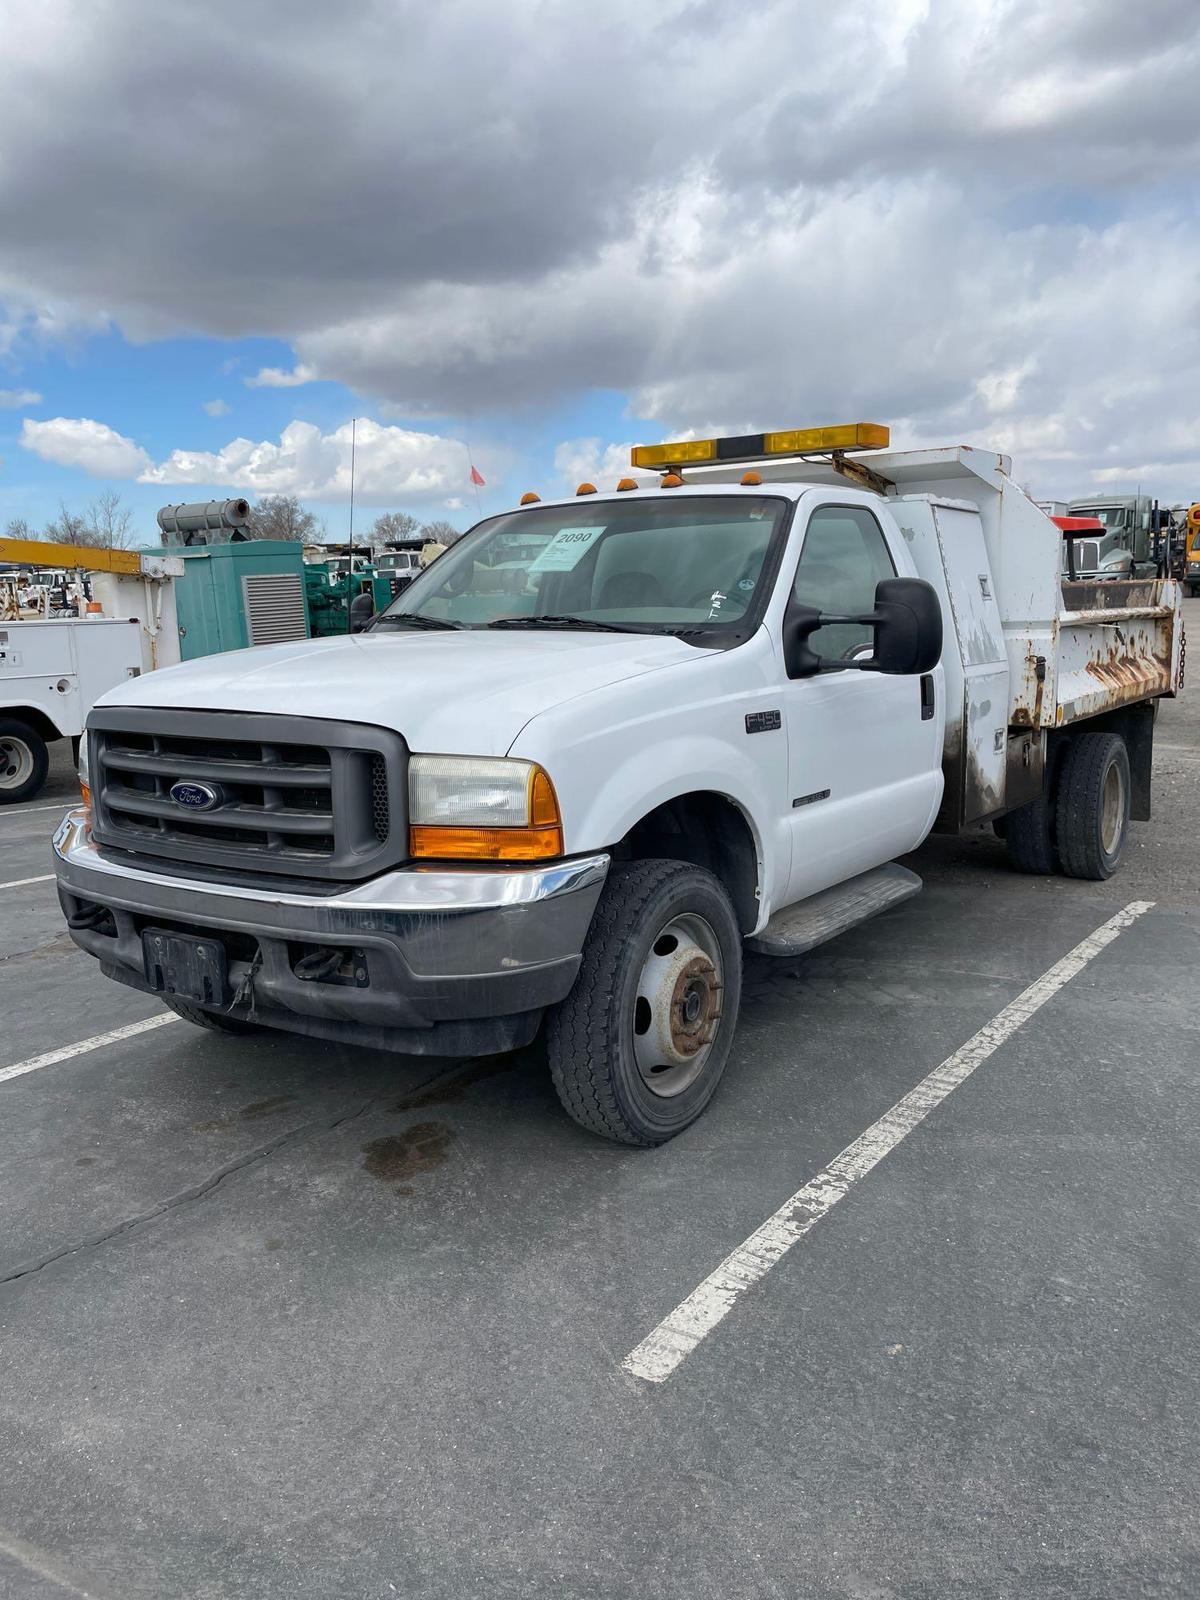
[612,791,759,933]
[0,706,61,744]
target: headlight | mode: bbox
[408,755,563,861]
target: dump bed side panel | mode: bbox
[1054,578,1179,725]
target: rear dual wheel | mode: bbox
[1005,731,1130,882]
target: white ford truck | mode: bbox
[55,427,1183,1144]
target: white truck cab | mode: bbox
[55,425,1183,1144]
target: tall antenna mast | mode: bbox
[346,416,358,634]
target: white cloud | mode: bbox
[20,416,151,478]
[552,439,657,494]
[0,387,42,408]
[244,363,317,389]
[3,2,1200,498]
[202,397,230,417]
[138,417,468,504]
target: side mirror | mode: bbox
[783,576,942,679]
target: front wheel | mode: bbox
[546,859,743,1145]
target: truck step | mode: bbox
[746,864,923,958]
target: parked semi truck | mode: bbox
[56,426,1183,1144]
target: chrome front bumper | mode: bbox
[54,811,609,1054]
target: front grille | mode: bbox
[89,709,407,882]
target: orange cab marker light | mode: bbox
[660,473,684,488]
[520,491,541,505]
[576,482,597,496]
[741,470,763,485]
[616,477,638,491]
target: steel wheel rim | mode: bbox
[631,912,724,1098]
[0,737,33,790]
[1101,761,1125,855]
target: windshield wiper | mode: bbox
[485,614,637,633]
[376,613,464,630]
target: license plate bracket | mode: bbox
[141,928,228,1005]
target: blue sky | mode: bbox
[0,327,650,540]
[3,0,1199,539]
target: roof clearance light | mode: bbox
[520,491,541,505]
[576,482,597,496]
[616,477,638,491]
[631,423,889,470]
[660,473,685,489]
[741,471,763,486]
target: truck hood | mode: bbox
[97,630,700,753]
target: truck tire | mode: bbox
[160,997,261,1034]
[1005,787,1057,875]
[1055,732,1131,881]
[546,859,743,1146]
[0,719,49,805]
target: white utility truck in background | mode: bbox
[55,425,1183,1144]
[0,540,182,804]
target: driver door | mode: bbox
[781,503,943,904]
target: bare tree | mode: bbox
[82,490,135,549]
[370,510,420,544]
[42,502,88,544]
[38,493,136,549]
[3,517,37,540]
[419,519,461,546]
[246,494,325,542]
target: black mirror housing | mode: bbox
[782,576,942,678]
[870,577,942,674]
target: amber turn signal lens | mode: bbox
[409,824,563,861]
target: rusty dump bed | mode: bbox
[1049,577,1180,727]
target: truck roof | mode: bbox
[521,445,1016,515]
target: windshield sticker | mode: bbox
[528,526,606,573]
[706,588,727,620]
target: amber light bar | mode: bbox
[631,423,890,471]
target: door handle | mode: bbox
[920,674,935,721]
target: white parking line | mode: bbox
[622,899,1155,1384]
[0,874,54,890]
[0,802,71,818]
[0,1014,181,1086]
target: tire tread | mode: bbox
[546,859,737,1145]
[1056,731,1128,881]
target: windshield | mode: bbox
[1073,506,1128,529]
[376,496,787,637]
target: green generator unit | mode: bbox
[304,557,393,637]
[153,502,312,661]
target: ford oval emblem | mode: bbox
[170,780,222,811]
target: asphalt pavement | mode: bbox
[1,603,1197,1600]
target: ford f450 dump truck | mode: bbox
[54,425,1184,1145]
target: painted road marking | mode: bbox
[0,1015,181,1087]
[0,874,54,890]
[0,802,71,819]
[622,899,1155,1384]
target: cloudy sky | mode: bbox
[2,0,1199,539]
